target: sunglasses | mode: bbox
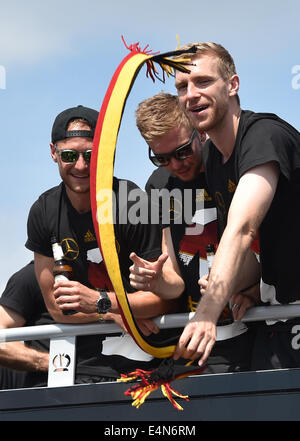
[55,146,92,164]
[148,130,197,167]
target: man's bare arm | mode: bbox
[34,252,99,323]
[174,161,280,364]
[0,306,49,372]
[35,251,180,327]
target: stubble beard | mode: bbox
[197,100,229,134]
[61,169,91,201]
[66,181,90,196]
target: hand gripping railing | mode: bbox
[1,304,300,388]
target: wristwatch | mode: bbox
[96,289,112,315]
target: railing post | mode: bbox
[47,336,76,387]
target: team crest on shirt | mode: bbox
[196,189,212,202]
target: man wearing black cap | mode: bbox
[50,105,97,208]
[25,105,179,383]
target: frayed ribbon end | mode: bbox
[118,358,205,411]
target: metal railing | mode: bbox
[1,304,300,344]
[1,304,300,388]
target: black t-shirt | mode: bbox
[204,110,300,303]
[145,167,171,192]
[146,168,217,312]
[26,178,159,293]
[145,169,254,372]
[0,261,52,353]
[25,178,162,377]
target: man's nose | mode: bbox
[186,82,200,100]
[74,153,89,169]
[169,156,184,169]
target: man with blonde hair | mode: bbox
[131,92,259,373]
[136,93,191,142]
[136,93,203,183]
[132,43,300,371]
[174,42,300,369]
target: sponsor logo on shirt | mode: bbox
[178,251,194,266]
[228,179,237,193]
[84,229,96,243]
[61,238,79,260]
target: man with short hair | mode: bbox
[25,105,179,382]
[173,42,300,368]
[131,93,259,373]
[133,43,300,370]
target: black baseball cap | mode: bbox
[51,105,99,143]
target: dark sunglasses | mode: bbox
[55,146,92,164]
[148,130,197,167]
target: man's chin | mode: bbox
[189,112,215,133]
[175,172,193,182]
[66,184,90,194]
[74,187,90,194]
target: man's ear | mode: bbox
[229,74,240,98]
[50,142,57,162]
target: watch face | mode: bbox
[97,291,112,314]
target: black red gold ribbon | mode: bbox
[90,38,195,359]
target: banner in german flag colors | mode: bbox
[90,38,196,358]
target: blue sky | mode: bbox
[0,0,299,291]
